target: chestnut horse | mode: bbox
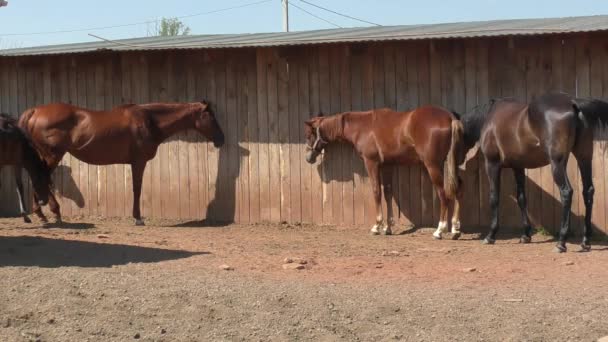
[460,93,608,252]
[0,113,52,222]
[19,101,225,225]
[304,106,464,239]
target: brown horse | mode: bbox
[304,106,464,238]
[0,113,52,222]
[460,92,608,252]
[19,101,225,225]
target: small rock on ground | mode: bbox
[282,263,305,270]
[219,265,234,271]
[463,267,477,273]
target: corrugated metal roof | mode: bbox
[2,15,608,56]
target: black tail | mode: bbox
[574,98,608,129]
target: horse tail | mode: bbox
[574,98,608,130]
[444,118,464,199]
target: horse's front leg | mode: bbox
[483,160,502,244]
[381,166,395,235]
[364,159,384,235]
[13,166,31,223]
[551,156,573,253]
[131,161,147,226]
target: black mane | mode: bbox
[459,98,518,147]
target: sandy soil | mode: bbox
[1,216,608,341]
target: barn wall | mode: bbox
[1,33,607,235]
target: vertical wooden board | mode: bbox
[418,42,434,226]
[360,47,375,225]
[476,39,491,228]
[462,40,480,229]
[225,52,240,222]
[237,51,251,224]
[256,49,271,222]
[74,59,90,217]
[383,43,399,227]
[66,57,81,216]
[600,36,608,235]
[297,49,313,224]
[350,46,366,226]
[184,52,200,220]
[340,45,354,226]
[146,52,162,218]
[318,45,333,224]
[277,52,291,222]
[590,37,606,234]
[0,61,10,214]
[95,60,107,218]
[245,52,260,223]
[394,43,410,226]
[192,51,209,219]
[164,52,180,219]
[329,45,343,226]
[103,56,116,218]
[85,59,100,217]
[156,52,172,219]
[287,52,302,223]
[135,53,152,219]
[308,47,324,224]
[266,50,281,223]
[171,52,190,220]
[561,36,583,229]
[406,42,422,227]
[371,44,386,223]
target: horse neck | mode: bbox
[320,113,347,143]
[141,104,197,141]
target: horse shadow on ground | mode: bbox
[0,235,206,268]
[317,147,608,244]
[172,143,250,228]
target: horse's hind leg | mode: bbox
[513,168,533,243]
[48,191,62,224]
[364,159,384,235]
[13,166,31,223]
[450,179,463,240]
[551,156,573,253]
[575,157,593,252]
[426,165,448,240]
[483,160,501,244]
[32,193,49,224]
[381,167,395,235]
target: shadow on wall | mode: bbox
[54,165,85,208]
[0,235,206,268]
[173,144,250,228]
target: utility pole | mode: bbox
[282,0,289,32]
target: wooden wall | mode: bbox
[1,33,607,235]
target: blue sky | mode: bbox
[1,0,608,48]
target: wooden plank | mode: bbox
[135,53,152,219]
[383,43,399,227]
[328,45,343,226]
[255,49,271,222]
[102,56,116,218]
[158,52,173,219]
[350,45,366,226]
[184,52,200,220]
[85,58,99,217]
[372,44,386,224]
[225,51,240,222]
[266,49,281,223]
[589,36,606,234]
[424,41,440,226]
[95,59,107,218]
[194,51,209,220]
[394,42,411,227]
[277,50,291,222]
[308,46,324,225]
[340,45,354,226]
[360,47,375,225]
[476,39,491,228]
[297,48,313,224]
[288,50,302,223]
[75,58,90,217]
[146,52,163,218]
[237,50,251,223]
[172,52,190,220]
[406,42,422,227]
[246,51,260,223]
[318,45,333,224]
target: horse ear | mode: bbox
[200,100,209,111]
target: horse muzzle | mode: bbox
[305,150,319,164]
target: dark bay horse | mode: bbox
[0,113,52,222]
[460,92,608,252]
[19,101,225,225]
[304,106,464,239]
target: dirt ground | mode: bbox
[1,217,608,342]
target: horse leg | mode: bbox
[551,156,573,253]
[483,160,501,244]
[131,161,147,226]
[513,168,533,243]
[426,166,448,240]
[13,166,31,223]
[381,167,394,235]
[47,191,62,224]
[576,158,593,252]
[450,181,463,240]
[364,159,384,235]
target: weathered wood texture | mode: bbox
[1,34,607,235]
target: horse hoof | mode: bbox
[519,235,531,244]
[579,244,591,252]
[553,244,567,253]
[451,232,461,240]
[55,219,62,224]
[482,237,495,245]
[135,219,145,226]
[382,230,392,236]
[23,216,32,224]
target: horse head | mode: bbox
[304,114,328,164]
[193,100,225,148]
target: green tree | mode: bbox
[156,17,191,36]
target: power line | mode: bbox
[0,0,272,37]
[296,0,381,26]
[288,1,342,29]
